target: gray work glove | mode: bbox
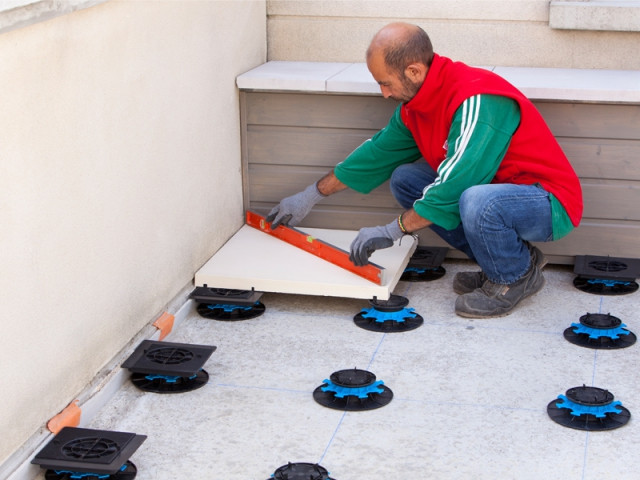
[349,218,405,266]
[265,183,325,229]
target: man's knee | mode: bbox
[389,164,413,190]
[459,185,490,222]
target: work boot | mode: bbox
[454,262,545,318]
[452,243,547,295]
[452,271,487,295]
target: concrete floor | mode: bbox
[34,260,640,480]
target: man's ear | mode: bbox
[404,63,428,82]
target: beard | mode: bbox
[392,74,422,103]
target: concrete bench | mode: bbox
[237,60,640,103]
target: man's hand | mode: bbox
[266,183,325,229]
[349,218,405,266]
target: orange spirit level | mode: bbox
[245,211,384,285]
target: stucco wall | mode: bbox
[0,0,265,466]
[267,0,640,69]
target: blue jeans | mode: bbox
[390,161,553,284]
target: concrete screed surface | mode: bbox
[39,260,640,480]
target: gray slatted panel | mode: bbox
[241,92,640,264]
[558,138,640,181]
[545,221,640,257]
[247,125,373,166]
[245,92,396,129]
[582,182,640,221]
[536,103,640,140]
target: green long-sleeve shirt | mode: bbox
[334,94,573,239]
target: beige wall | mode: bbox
[0,0,265,466]
[267,0,640,69]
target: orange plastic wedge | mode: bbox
[47,400,81,434]
[153,312,175,341]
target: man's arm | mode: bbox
[399,208,432,233]
[334,105,422,193]
[317,171,348,196]
[267,105,420,229]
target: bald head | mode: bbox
[366,22,433,76]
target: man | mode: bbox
[266,22,583,318]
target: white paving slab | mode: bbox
[194,225,417,300]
